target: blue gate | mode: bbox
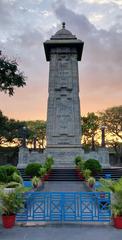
[16,192,111,223]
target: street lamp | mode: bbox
[91,133,95,151]
[100,125,106,148]
[33,134,37,150]
[22,126,27,148]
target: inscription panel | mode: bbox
[54,96,74,138]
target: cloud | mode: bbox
[0,0,122,119]
[53,4,122,113]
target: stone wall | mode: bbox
[17,147,44,168]
[17,146,110,168]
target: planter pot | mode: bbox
[76,168,80,173]
[89,184,94,188]
[41,177,45,183]
[33,184,38,189]
[44,174,49,181]
[4,188,15,194]
[113,216,122,229]
[2,214,16,228]
[80,174,83,180]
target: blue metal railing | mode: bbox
[16,192,111,223]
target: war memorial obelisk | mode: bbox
[17,23,110,168]
[44,23,84,167]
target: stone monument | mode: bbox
[44,23,84,167]
[17,23,110,168]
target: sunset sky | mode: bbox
[0,0,122,121]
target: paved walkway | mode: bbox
[41,181,89,192]
[0,224,122,240]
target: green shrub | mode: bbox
[4,165,19,175]
[44,162,51,171]
[39,167,47,177]
[84,159,102,175]
[44,156,54,171]
[87,177,96,186]
[46,156,54,165]
[0,166,7,182]
[75,156,83,166]
[83,169,92,180]
[0,165,19,183]
[5,181,22,188]
[12,172,23,184]
[78,160,85,172]
[32,176,40,188]
[25,163,42,177]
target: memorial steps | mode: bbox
[18,167,122,181]
[18,168,30,181]
[47,168,82,181]
[94,167,122,180]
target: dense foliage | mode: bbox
[0,53,26,96]
[75,156,83,166]
[0,188,24,215]
[0,165,19,183]
[25,163,42,177]
[84,159,102,175]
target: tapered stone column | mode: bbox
[44,23,84,167]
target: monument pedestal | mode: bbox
[45,145,84,168]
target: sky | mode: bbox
[0,0,122,121]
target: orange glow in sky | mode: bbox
[0,0,122,120]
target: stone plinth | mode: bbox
[45,146,84,168]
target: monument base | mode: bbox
[45,145,84,168]
[17,146,110,169]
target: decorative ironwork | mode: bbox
[16,192,111,223]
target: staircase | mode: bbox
[18,168,31,181]
[48,168,82,181]
[18,167,122,181]
[94,168,122,180]
[18,168,82,181]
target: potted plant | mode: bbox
[83,169,91,181]
[87,177,96,188]
[0,188,24,228]
[39,167,47,182]
[32,176,40,189]
[112,202,122,229]
[110,179,122,229]
[12,172,23,184]
[4,182,22,194]
[95,179,112,210]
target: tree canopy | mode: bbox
[99,106,122,141]
[0,110,46,148]
[0,52,26,96]
[26,120,46,149]
[81,112,100,150]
